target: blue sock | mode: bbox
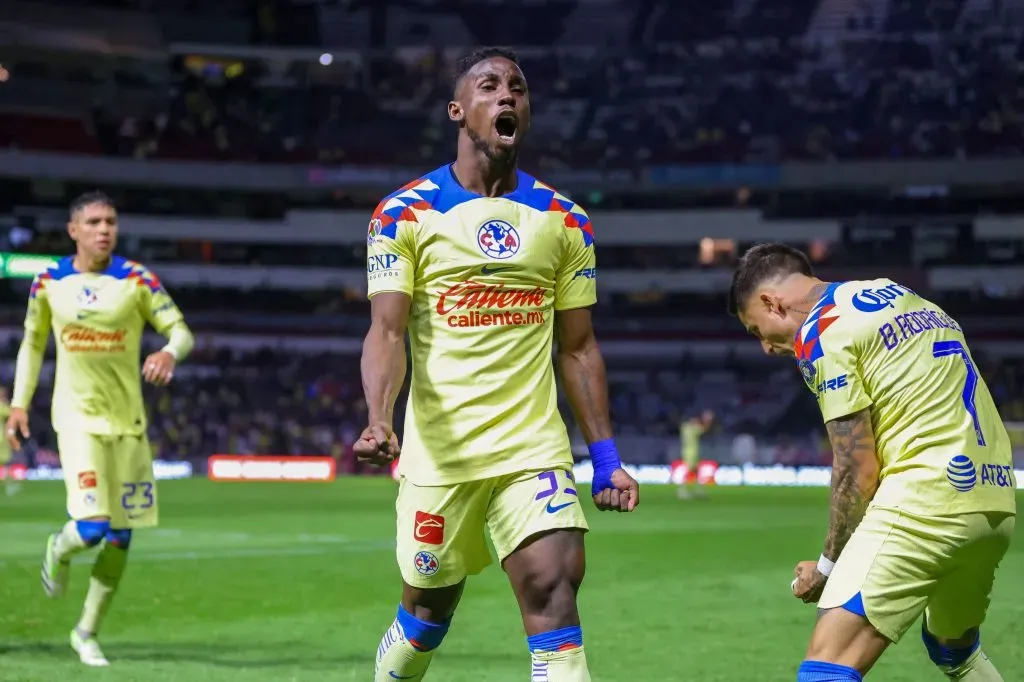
[75,520,110,547]
[395,604,450,652]
[105,528,132,549]
[922,624,980,667]
[526,625,584,653]
[797,660,862,681]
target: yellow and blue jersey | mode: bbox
[796,279,1016,515]
[12,256,189,436]
[366,164,597,485]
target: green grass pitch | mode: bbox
[1,480,1021,681]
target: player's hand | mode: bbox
[142,351,176,386]
[5,408,30,450]
[791,560,828,604]
[353,422,401,466]
[592,468,639,512]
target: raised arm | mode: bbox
[356,292,411,464]
[556,307,638,512]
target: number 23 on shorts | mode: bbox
[121,482,155,510]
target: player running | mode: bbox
[729,243,1015,681]
[356,47,639,682]
[7,191,193,667]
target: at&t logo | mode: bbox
[477,220,520,260]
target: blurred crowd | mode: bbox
[2,5,1023,169]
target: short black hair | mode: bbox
[453,47,519,94]
[727,243,814,316]
[69,190,115,219]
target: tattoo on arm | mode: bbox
[823,408,880,561]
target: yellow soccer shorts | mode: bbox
[395,466,589,589]
[819,505,1015,642]
[0,443,11,466]
[58,431,158,529]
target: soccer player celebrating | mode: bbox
[356,47,639,681]
[729,244,1015,681]
[6,191,194,667]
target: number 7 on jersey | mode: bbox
[932,340,986,446]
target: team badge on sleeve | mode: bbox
[799,360,817,389]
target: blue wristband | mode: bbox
[588,438,621,494]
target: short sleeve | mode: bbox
[366,210,416,298]
[803,333,873,423]
[554,215,597,311]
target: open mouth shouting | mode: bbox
[494,110,519,145]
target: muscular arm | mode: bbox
[555,308,613,443]
[822,407,881,561]
[361,292,410,425]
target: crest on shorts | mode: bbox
[413,551,440,576]
[798,360,816,389]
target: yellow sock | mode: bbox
[945,648,1003,681]
[374,618,436,681]
[54,520,90,560]
[527,627,590,682]
[76,542,128,636]
[531,646,591,682]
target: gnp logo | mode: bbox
[477,220,521,260]
[851,283,914,313]
[437,281,547,329]
[368,254,398,272]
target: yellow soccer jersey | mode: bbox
[366,165,597,485]
[12,256,190,436]
[796,279,1016,515]
[681,420,702,461]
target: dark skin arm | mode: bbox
[556,307,638,512]
[793,407,881,603]
[353,292,410,465]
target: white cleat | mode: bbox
[40,533,70,599]
[70,629,109,667]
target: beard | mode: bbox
[465,125,518,167]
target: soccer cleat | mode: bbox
[70,629,109,667]
[40,532,70,599]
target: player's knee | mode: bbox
[396,603,450,652]
[105,528,132,549]
[520,564,581,618]
[797,661,863,681]
[922,623,980,668]
[75,519,111,547]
